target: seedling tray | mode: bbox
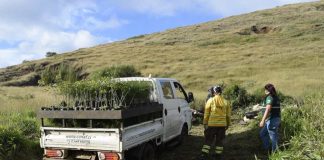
[38,103,163,120]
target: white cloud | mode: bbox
[73,30,104,48]
[0,0,121,68]
[0,29,110,67]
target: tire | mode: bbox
[177,125,188,144]
[139,143,156,160]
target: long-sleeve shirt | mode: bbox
[203,95,231,127]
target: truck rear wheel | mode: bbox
[139,143,156,160]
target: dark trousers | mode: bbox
[201,127,226,156]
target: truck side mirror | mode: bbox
[188,92,194,103]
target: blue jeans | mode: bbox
[260,117,281,151]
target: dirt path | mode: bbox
[160,121,269,160]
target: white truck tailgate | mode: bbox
[40,127,120,151]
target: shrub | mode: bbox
[45,52,57,57]
[22,60,30,63]
[55,63,81,83]
[127,35,145,40]
[16,118,39,139]
[38,67,56,86]
[0,111,42,159]
[0,127,24,160]
[1,112,39,140]
[38,63,81,86]
[91,65,141,79]
[280,107,304,141]
[223,84,252,108]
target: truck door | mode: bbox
[172,82,191,135]
[159,80,181,141]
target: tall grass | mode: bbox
[0,87,60,113]
[270,93,324,159]
[0,87,57,160]
[0,111,42,160]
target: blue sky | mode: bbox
[0,0,316,68]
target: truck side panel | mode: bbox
[122,118,163,150]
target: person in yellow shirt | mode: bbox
[198,85,231,160]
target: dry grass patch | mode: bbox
[0,87,60,113]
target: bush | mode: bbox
[55,63,81,83]
[280,107,304,141]
[223,84,253,108]
[1,112,39,140]
[45,52,57,57]
[22,60,30,63]
[16,118,39,139]
[91,65,141,79]
[0,112,42,160]
[38,67,56,85]
[0,127,24,160]
[38,63,81,86]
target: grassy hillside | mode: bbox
[1,1,324,97]
[1,2,324,159]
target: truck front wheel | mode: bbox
[177,124,188,144]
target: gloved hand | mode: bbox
[204,124,208,130]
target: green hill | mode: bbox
[1,2,324,159]
[1,1,324,96]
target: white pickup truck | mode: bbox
[38,77,194,160]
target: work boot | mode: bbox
[211,154,223,160]
[196,153,209,160]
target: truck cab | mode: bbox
[38,77,193,160]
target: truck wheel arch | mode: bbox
[177,123,189,144]
[138,142,156,160]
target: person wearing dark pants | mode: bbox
[198,86,231,160]
[203,127,226,158]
